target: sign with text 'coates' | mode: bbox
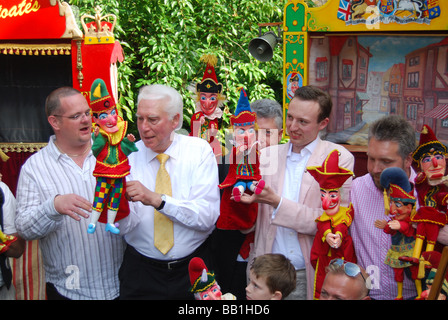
[0,0,67,39]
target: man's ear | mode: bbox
[48,116,61,132]
[318,117,330,131]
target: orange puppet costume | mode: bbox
[308,149,356,300]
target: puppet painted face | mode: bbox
[199,92,219,116]
[197,284,222,300]
[320,189,340,216]
[94,107,118,133]
[421,153,446,180]
[389,199,413,221]
[234,123,256,149]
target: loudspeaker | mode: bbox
[248,31,278,62]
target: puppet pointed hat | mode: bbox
[380,167,416,203]
[196,54,223,94]
[189,257,216,293]
[412,125,447,163]
[89,78,116,113]
[230,87,256,127]
[307,149,353,189]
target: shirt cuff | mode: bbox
[271,197,283,220]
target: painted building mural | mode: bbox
[283,0,448,145]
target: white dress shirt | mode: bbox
[121,133,220,261]
[15,136,126,300]
[272,138,318,270]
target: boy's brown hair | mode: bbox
[250,254,296,298]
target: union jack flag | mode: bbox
[337,0,352,21]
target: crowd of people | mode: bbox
[1,81,448,301]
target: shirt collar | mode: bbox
[287,136,319,159]
[48,135,94,162]
[146,132,179,164]
[48,135,62,161]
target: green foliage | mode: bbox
[69,0,307,136]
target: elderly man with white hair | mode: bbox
[118,84,220,300]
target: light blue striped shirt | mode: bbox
[15,135,125,300]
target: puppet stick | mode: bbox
[428,246,448,300]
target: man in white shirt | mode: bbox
[241,86,354,300]
[15,87,125,300]
[118,84,220,299]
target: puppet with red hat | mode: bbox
[217,88,265,230]
[400,125,448,265]
[188,257,235,300]
[375,167,422,300]
[188,54,227,158]
[308,149,356,300]
[87,78,138,235]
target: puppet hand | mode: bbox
[200,116,205,125]
[54,194,92,221]
[388,220,401,230]
[374,219,387,229]
[127,134,136,142]
[326,233,341,248]
[94,126,100,137]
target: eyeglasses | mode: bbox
[53,111,91,121]
[329,258,368,284]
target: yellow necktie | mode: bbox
[154,153,173,254]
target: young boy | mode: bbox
[246,253,296,300]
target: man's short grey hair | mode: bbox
[137,84,184,130]
[368,115,416,160]
[251,99,283,130]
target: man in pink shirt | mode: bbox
[350,115,417,300]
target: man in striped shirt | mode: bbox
[15,87,125,300]
[350,115,417,300]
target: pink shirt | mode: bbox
[350,172,417,300]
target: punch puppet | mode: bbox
[375,167,421,300]
[400,125,448,264]
[307,149,356,300]
[87,78,138,234]
[188,257,236,300]
[217,88,265,230]
[188,54,226,158]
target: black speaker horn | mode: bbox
[248,31,279,62]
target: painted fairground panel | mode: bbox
[283,0,448,145]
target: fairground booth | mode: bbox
[0,0,123,299]
[0,0,123,194]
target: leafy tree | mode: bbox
[69,0,315,136]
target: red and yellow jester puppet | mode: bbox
[87,78,138,235]
[375,167,421,300]
[307,149,356,300]
[188,54,226,158]
[400,125,448,264]
[217,88,265,230]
